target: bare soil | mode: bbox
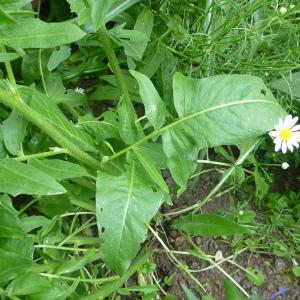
[154,171,300,299]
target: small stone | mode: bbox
[195,237,202,246]
[275,258,286,273]
[170,230,178,239]
[174,236,185,247]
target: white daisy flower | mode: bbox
[269,115,300,153]
[75,87,85,94]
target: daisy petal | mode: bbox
[291,140,299,148]
[279,117,284,127]
[288,116,299,128]
[269,131,279,137]
[282,141,287,154]
[287,141,293,152]
[274,136,281,144]
[275,140,282,152]
[291,124,300,132]
[283,115,292,127]
[293,132,300,142]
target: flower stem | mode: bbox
[0,88,102,170]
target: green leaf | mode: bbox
[0,52,20,62]
[223,278,247,300]
[130,70,165,129]
[0,158,66,196]
[0,248,32,284]
[173,214,252,237]
[96,163,163,275]
[47,45,71,71]
[28,159,90,181]
[292,266,300,277]
[29,281,79,300]
[56,248,97,274]
[21,216,50,233]
[117,99,140,145]
[92,0,112,30]
[181,283,199,300]
[0,18,85,48]
[271,72,300,99]
[122,8,154,60]
[0,7,17,24]
[23,87,97,152]
[3,110,27,156]
[38,194,73,217]
[0,0,31,10]
[6,272,51,296]
[0,207,25,239]
[245,267,265,287]
[133,147,168,193]
[0,237,34,260]
[162,73,285,191]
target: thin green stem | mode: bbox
[97,25,143,138]
[0,88,102,170]
[97,26,133,112]
[14,148,68,161]
[0,44,17,89]
[81,249,151,300]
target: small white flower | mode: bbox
[75,87,85,94]
[281,162,289,170]
[279,6,288,14]
[269,115,300,153]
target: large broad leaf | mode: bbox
[0,159,66,196]
[173,214,252,237]
[0,7,17,24]
[0,207,25,239]
[91,0,113,30]
[130,70,165,130]
[0,248,32,284]
[28,159,90,181]
[20,87,97,152]
[162,73,285,192]
[96,163,163,275]
[0,18,85,48]
[0,0,31,10]
[3,110,27,156]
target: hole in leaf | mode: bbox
[100,227,105,233]
[260,89,266,96]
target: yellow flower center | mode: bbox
[279,128,292,141]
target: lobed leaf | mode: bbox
[162,73,285,192]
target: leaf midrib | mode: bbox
[116,164,135,259]
[110,99,277,161]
